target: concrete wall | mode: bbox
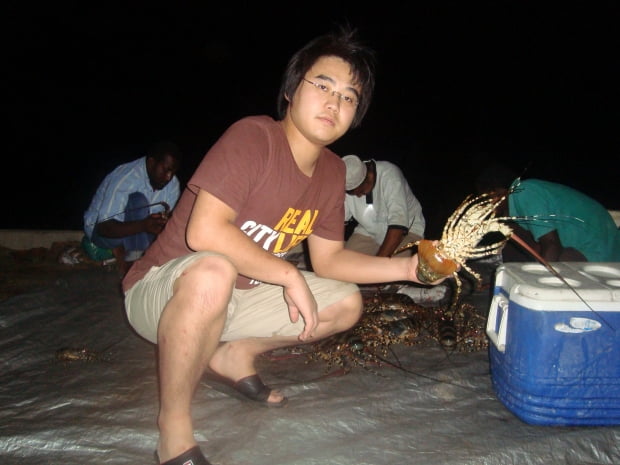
[1,210,618,251]
[0,230,83,250]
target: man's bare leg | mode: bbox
[111,246,131,277]
[155,253,362,462]
[155,255,237,463]
[207,290,363,397]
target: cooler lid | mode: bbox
[494,262,620,307]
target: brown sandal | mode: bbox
[205,372,288,408]
[158,445,211,465]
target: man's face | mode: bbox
[148,154,179,190]
[287,55,361,147]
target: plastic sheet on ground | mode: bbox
[1,264,619,465]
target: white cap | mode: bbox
[343,155,367,190]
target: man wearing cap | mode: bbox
[343,155,447,305]
[343,154,425,258]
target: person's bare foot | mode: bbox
[207,341,286,405]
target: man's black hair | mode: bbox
[276,25,376,129]
[148,140,182,163]
[475,162,519,194]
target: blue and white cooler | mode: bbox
[486,262,620,426]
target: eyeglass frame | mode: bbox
[302,78,359,107]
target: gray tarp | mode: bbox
[1,262,619,465]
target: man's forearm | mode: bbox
[376,226,407,257]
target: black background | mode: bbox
[6,2,619,238]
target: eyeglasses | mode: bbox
[302,78,358,108]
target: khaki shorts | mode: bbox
[345,232,422,257]
[124,251,359,344]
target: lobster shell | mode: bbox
[416,239,458,283]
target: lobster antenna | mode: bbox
[510,233,615,331]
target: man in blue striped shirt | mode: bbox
[83,140,182,275]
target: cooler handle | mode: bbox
[486,294,509,352]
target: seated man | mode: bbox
[475,163,620,262]
[343,154,447,305]
[83,140,182,275]
[287,155,425,269]
[343,154,425,257]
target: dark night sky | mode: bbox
[5,2,619,237]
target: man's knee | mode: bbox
[345,235,378,256]
[179,254,238,291]
[335,291,364,331]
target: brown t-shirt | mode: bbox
[123,115,346,291]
